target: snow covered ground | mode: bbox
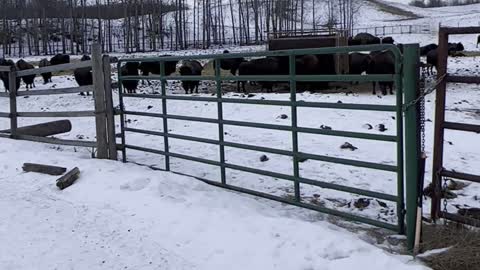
[1,0,480,264]
[0,139,430,270]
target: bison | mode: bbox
[38,58,52,84]
[381,37,395,44]
[74,55,93,96]
[139,56,178,85]
[121,62,140,94]
[0,59,21,92]
[16,59,36,90]
[349,53,371,75]
[448,42,464,55]
[50,54,70,66]
[420,44,438,56]
[352,33,381,45]
[426,49,438,75]
[238,57,281,93]
[367,50,395,95]
[217,50,245,76]
[179,60,203,94]
[348,37,362,46]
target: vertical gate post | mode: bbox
[117,61,127,163]
[8,67,17,139]
[92,43,109,159]
[403,44,421,251]
[215,59,226,184]
[102,55,117,160]
[431,28,449,220]
[160,61,170,171]
[289,54,300,202]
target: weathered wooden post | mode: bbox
[8,66,17,139]
[102,54,117,160]
[91,43,108,159]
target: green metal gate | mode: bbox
[117,44,421,250]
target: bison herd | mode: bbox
[0,32,475,96]
[0,53,71,92]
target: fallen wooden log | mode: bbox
[23,163,67,176]
[0,120,72,137]
[56,167,80,190]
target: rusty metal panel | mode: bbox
[431,28,450,220]
[446,75,480,84]
[268,35,337,51]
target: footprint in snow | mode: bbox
[120,177,151,191]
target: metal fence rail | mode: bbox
[117,44,422,249]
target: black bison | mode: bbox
[16,59,36,90]
[381,37,395,44]
[348,37,362,46]
[367,50,395,95]
[50,54,70,66]
[121,62,140,94]
[217,50,245,75]
[139,57,178,84]
[420,44,438,56]
[74,55,93,96]
[353,33,381,45]
[349,53,371,75]
[0,59,21,92]
[38,58,52,84]
[448,42,464,55]
[179,60,203,94]
[238,57,281,93]
[426,49,438,75]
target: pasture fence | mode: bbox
[0,44,117,160]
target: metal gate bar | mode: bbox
[117,44,421,249]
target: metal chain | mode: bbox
[443,176,449,211]
[404,73,446,110]
[419,76,426,153]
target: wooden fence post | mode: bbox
[102,55,118,160]
[8,67,17,139]
[91,43,108,159]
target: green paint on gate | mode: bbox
[117,44,421,251]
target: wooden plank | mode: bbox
[17,111,95,118]
[56,167,80,190]
[103,55,117,160]
[441,170,480,184]
[16,60,93,77]
[17,86,93,96]
[0,133,10,138]
[16,134,97,148]
[0,66,11,72]
[9,69,17,138]
[443,122,480,133]
[0,120,72,136]
[0,92,9,98]
[0,112,9,118]
[446,75,480,84]
[23,163,67,176]
[92,44,108,159]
